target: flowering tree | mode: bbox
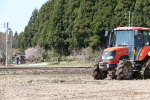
[24,45,44,62]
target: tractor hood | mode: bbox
[104,47,128,53]
[102,47,128,64]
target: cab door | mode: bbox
[134,30,149,61]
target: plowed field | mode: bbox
[0,74,150,100]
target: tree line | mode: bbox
[17,0,150,57]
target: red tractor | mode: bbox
[92,27,150,80]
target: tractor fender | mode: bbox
[139,46,150,61]
[119,55,129,60]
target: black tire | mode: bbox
[92,63,107,80]
[108,71,116,79]
[133,71,142,79]
[116,59,133,80]
[141,58,150,79]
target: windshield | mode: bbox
[111,30,134,47]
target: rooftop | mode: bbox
[114,27,150,30]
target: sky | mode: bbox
[0,0,48,34]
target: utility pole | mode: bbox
[10,30,13,63]
[4,22,9,67]
[124,11,131,27]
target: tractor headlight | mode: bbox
[102,56,114,60]
[102,56,105,60]
[102,51,116,61]
[106,56,114,59]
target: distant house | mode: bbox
[12,54,26,64]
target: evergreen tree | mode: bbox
[72,0,95,49]
[63,0,80,51]
[13,31,19,48]
[21,8,39,50]
[18,0,150,56]
[132,0,150,27]
[17,32,23,52]
[47,0,66,56]
[114,0,135,27]
[38,1,52,49]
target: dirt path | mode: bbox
[0,74,150,100]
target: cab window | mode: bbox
[148,31,150,44]
[143,31,149,45]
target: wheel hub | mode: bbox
[123,66,129,76]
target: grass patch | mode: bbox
[0,75,17,78]
[12,62,92,67]
[52,62,92,67]
[60,62,91,65]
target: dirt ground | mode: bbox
[1,74,150,100]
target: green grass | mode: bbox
[59,62,92,66]
[12,62,92,67]
[0,75,16,78]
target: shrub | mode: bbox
[70,47,103,63]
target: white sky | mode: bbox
[0,0,48,33]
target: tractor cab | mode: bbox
[106,27,150,61]
[92,27,150,80]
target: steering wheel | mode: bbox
[118,43,128,46]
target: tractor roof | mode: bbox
[114,27,150,30]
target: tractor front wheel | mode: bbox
[92,63,107,80]
[116,60,133,80]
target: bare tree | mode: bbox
[0,32,6,52]
[70,47,103,63]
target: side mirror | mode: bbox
[105,31,109,36]
[134,30,138,35]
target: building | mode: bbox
[12,54,26,64]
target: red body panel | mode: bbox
[103,47,128,64]
[139,46,150,61]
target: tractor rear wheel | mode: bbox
[92,63,107,80]
[141,59,150,79]
[116,60,133,80]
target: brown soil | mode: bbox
[0,74,150,100]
